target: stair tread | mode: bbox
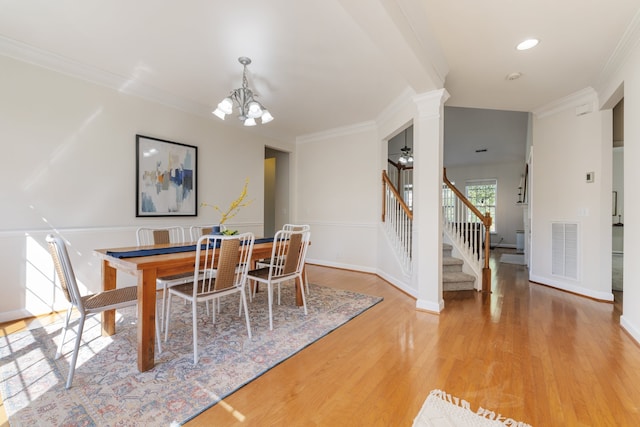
[442,257,463,266]
[442,271,475,282]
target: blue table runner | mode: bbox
[106,237,274,259]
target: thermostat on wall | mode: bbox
[586,171,595,183]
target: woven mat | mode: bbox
[499,254,526,265]
[413,390,532,427]
[0,284,382,426]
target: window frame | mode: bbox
[464,179,497,233]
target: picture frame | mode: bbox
[136,134,197,217]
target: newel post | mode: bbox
[482,212,492,293]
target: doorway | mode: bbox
[612,99,624,296]
[264,147,290,237]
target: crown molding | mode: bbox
[0,35,210,118]
[532,87,598,119]
[594,8,640,95]
[295,120,377,144]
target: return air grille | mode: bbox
[552,222,578,279]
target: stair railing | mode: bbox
[382,170,413,272]
[442,168,492,292]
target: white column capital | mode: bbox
[413,88,450,119]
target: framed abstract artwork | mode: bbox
[136,134,197,217]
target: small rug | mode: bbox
[0,284,382,426]
[413,389,532,427]
[499,254,526,265]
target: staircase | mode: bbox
[443,243,475,291]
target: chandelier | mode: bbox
[212,57,274,126]
[398,130,413,165]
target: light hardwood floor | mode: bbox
[2,249,639,426]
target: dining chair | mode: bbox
[136,226,192,330]
[189,224,225,241]
[257,224,311,295]
[248,228,310,330]
[46,234,161,389]
[164,232,255,364]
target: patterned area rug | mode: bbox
[413,390,532,427]
[0,284,382,426]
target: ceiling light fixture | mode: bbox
[398,130,413,165]
[213,57,273,126]
[516,38,539,51]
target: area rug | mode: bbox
[499,253,526,265]
[0,283,382,426]
[413,389,532,427]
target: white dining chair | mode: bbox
[189,224,225,241]
[248,228,310,330]
[136,226,192,330]
[164,232,255,364]
[257,224,311,295]
[46,234,161,389]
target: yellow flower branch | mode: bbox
[201,178,253,225]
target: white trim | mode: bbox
[0,35,210,119]
[595,8,640,95]
[306,259,376,274]
[375,87,416,126]
[416,298,443,313]
[295,121,377,144]
[529,274,614,301]
[376,269,415,298]
[620,316,640,346]
[0,222,264,238]
[413,88,450,119]
[0,309,33,324]
[533,87,598,119]
[297,220,378,229]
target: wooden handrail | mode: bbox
[443,168,492,293]
[382,170,413,222]
[443,168,492,228]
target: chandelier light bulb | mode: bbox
[212,108,226,120]
[218,97,233,114]
[261,110,274,123]
[247,101,262,118]
[244,117,257,126]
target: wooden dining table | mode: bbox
[94,238,304,372]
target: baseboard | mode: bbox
[620,316,640,346]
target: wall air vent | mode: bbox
[551,222,578,279]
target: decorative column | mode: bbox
[412,88,449,312]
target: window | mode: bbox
[465,179,497,232]
[442,182,455,223]
[404,183,413,210]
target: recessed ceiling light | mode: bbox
[506,72,522,81]
[517,38,539,50]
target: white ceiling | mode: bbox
[1,0,639,145]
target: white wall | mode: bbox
[530,90,613,301]
[445,161,525,247]
[0,54,291,321]
[597,27,640,344]
[295,125,379,272]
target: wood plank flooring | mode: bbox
[2,249,640,426]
